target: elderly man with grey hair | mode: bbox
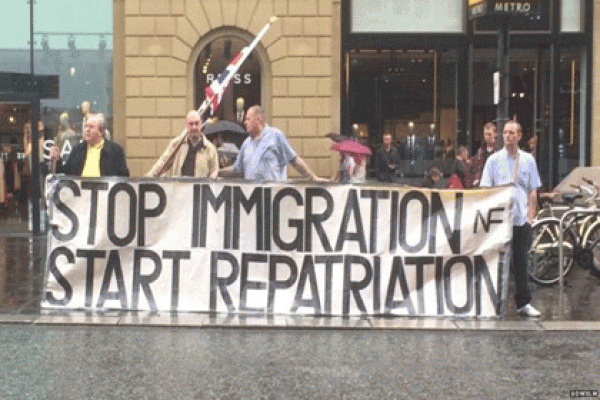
[51,113,128,177]
[220,105,324,182]
[147,110,219,178]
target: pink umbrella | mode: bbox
[330,140,372,156]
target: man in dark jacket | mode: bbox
[50,113,129,177]
[374,133,400,182]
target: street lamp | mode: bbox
[68,35,78,57]
[41,35,49,52]
[98,35,107,57]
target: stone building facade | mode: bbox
[113,0,600,178]
[114,0,341,177]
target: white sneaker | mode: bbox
[517,304,541,317]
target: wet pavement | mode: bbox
[2,211,600,330]
[2,324,600,399]
[3,212,600,399]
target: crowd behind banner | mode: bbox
[1,109,538,220]
[44,177,514,317]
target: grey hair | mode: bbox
[88,113,107,133]
[247,105,266,121]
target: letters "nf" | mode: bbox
[474,207,505,233]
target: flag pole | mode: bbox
[147,17,278,178]
[202,16,278,117]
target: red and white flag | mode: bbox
[201,17,277,117]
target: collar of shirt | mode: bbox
[187,135,205,150]
[252,125,268,143]
[88,139,105,150]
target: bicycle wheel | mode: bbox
[583,223,600,279]
[529,219,576,285]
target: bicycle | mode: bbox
[528,178,600,285]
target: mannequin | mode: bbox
[23,121,45,168]
[81,101,91,132]
[0,149,5,206]
[53,112,79,170]
[81,100,111,139]
[236,97,245,124]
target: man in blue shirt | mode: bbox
[480,121,542,317]
[221,106,323,182]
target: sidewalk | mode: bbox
[2,214,600,331]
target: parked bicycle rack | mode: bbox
[558,208,600,310]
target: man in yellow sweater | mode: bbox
[50,113,128,177]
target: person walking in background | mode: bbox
[220,106,323,182]
[353,154,367,182]
[147,110,218,178]
[450,145,472,188]
[23,121,47,178]
[207,130,239,169]
[374,133,400,182]
[526,133,538,157]
[4,145,26,219]
[51,113,128,177]
[334,152,366,183]
[443,139,455,159]
[335,153,355,183]
[3,146,21,203]
[480,120,542,318]
[472,122,499,187]
[0,151,5,209]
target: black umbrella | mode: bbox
[203,120,248,148]
[325,132,352,143]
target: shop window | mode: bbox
[561,0,582,32]
[194,35,262,124]
[0,1,112,152]
[348,49,459,178]
[556,50,583,180]
[350,0,465,33]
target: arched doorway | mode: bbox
[192,30,266,124]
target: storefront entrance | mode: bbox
[342,1,591,189]
[345,45,585,188]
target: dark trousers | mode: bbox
[512,224,532,308]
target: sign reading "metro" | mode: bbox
[469,0,542,20]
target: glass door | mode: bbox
[471,48,549,189]
[0,97,44,230]
[471,46,585,190]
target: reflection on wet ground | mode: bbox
[2,216,600,325]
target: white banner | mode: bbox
[43,177,513,317]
